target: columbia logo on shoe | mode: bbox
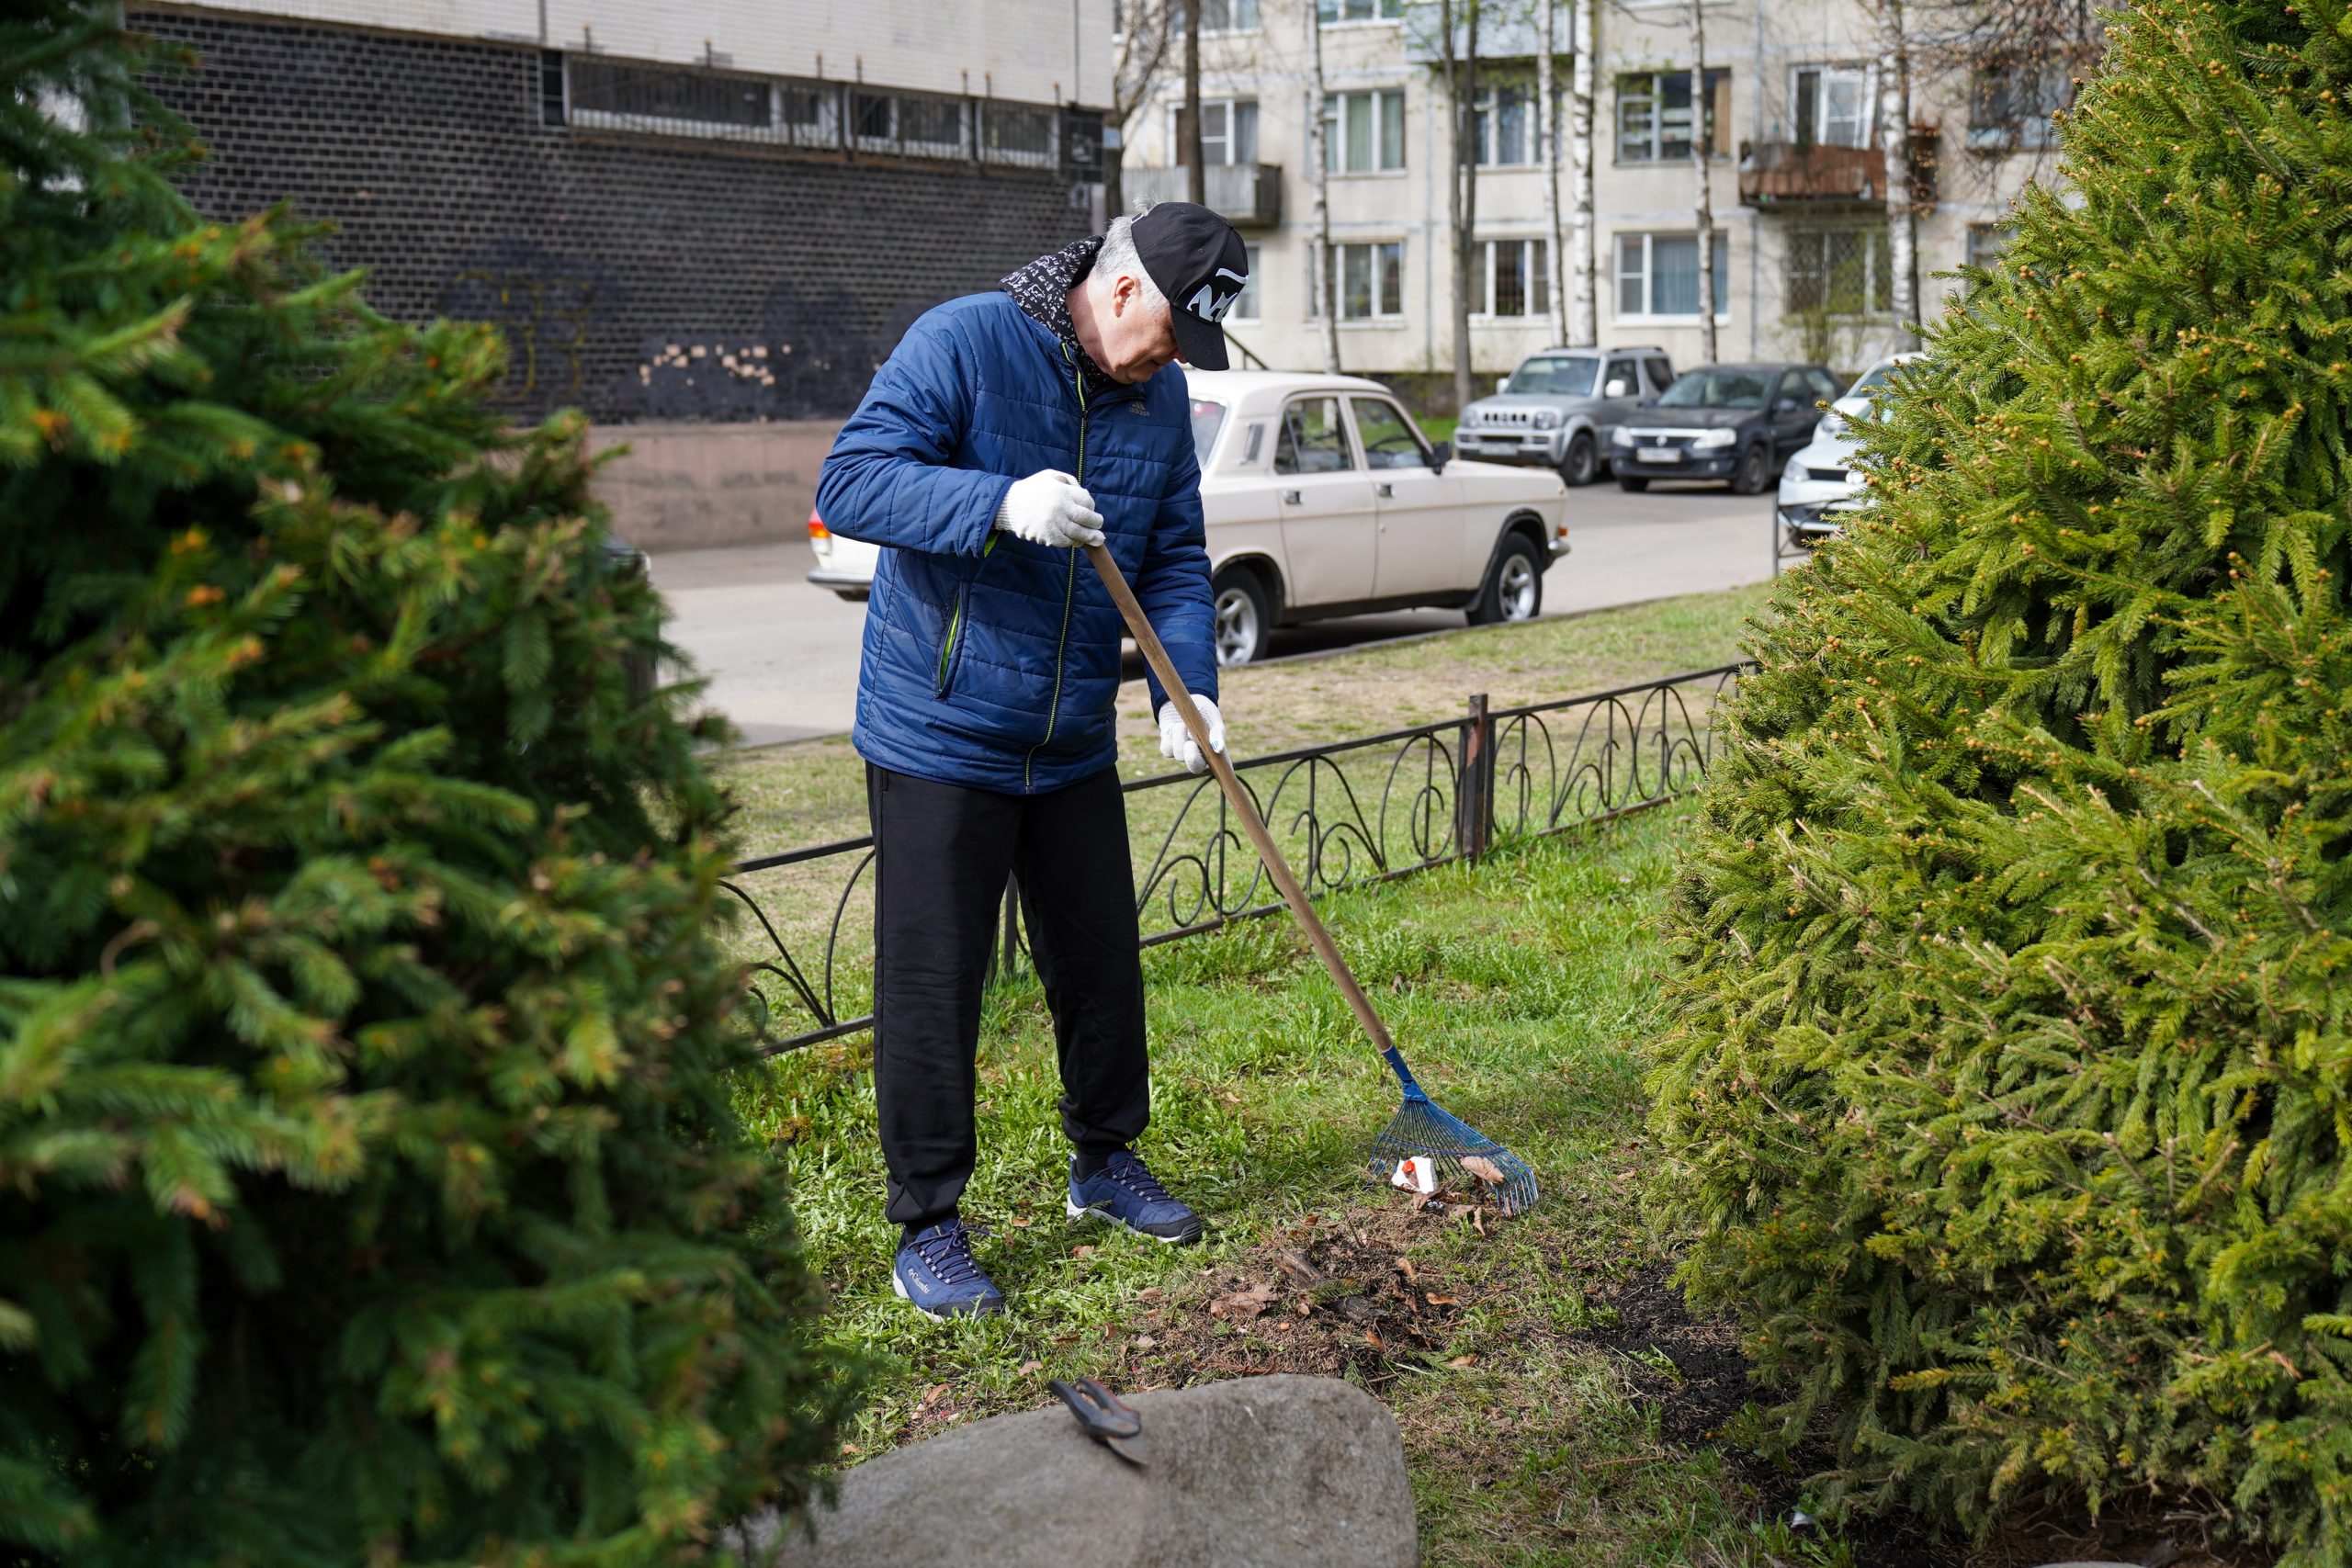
[892,1218,1006,1317]
[1067,1150,1204,1245]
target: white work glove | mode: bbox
[993,468,1105,548]
[1158,695,1227,775]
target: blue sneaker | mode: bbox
[892,1219,1005,1317]
[1067,1149,1204,1245]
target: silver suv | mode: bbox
[1453,346,1677,487]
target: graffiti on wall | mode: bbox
[440,249,618,410]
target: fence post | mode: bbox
[1459,692,1493,863]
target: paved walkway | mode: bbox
[650,481,1785,748]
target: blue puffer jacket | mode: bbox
[817,292,1217,795]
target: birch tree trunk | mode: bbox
[1877,0,1921,351]
[1566,0,1597,345]
[1307,1,1341,371]
[1689,0,1717,363]
[1537,0,1566,344]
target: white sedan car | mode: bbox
[1774,352,1922,547]
[807,369,1569,665]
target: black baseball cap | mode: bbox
[1131,201,1249,371]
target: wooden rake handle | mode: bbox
[1083,543,1397,1059]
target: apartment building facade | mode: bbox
[1124,0,2072,394]
[132,0,1115,546]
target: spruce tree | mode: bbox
[0,6,852,1562]
[1650,0,2352,1558]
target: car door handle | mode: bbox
[1282,489,1302,505]
[1375,482,1394,498]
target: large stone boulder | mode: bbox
[729,1374,1416,1567]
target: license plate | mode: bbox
[1634,447,1681,464]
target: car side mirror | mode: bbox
[1496,376,1512,395]
[1603,378,1629,398]
[1775,396,1803,413]
[1427,439,1452,472]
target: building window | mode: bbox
[1231,243,1262,321]
[1473,238,1550,318]
[1785,227,1894,316]
[1186,0,1261,29]
[1616,69,1731,162]
[1324,88,1407,173]
[1616,231,1730,318]
[1313,241,1406,320]
[1318,0,1406,19]
[563,56,843,147]
[1969,57,2070,151]
[1170,97,1259,165]
[981,102,1057,167]
[1792,65,1871,149]
[854,89,967,157]
[1473,83,1534,166]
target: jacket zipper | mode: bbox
[935,581,969,695]
[1024,345,1089,793]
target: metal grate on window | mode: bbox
[854,89,969,158]
[982,102,1057,167]
[557,57,884,152]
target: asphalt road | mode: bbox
[651,479,1785,748]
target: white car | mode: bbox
[808,368,1570,666]
[1774,352,1924,547]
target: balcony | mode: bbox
[1737,141,1885,207]
[1123,163,1283,228]
[1737,133,1938,209]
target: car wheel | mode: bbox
[1558,432,1600,488]
[1466,534,1544,626]
[1617,474,1650,493]
[1732,444,1771,495]
[1211,567,1272,667]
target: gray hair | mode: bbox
[1093,214,1170,315]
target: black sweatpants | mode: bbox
[866,762,1149,1230]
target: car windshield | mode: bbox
[1846,361,1902,398]
[1657,369,1773,410]
[1190,399,1228,465]
[1505,355,1600,397]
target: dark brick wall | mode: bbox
[133,6,1102,423]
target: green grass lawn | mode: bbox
[733,804,1870,1566]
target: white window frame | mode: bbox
[1471,237,1551,320]
[1169,96,1259,166]
[1317,0,1406,22]
[1472,82,1535,167]
[1614,231,1732,321]
[1310,240,1407,321]
[981,101,1057,168]
[1782,225,1894,318]
[1194,0,1262,32]
[1230,243,1263,322]
[1322,87,1408,175]
[1615,68,1730,164]
[1791,64,1873,149]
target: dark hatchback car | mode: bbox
[1609,362,1845,495]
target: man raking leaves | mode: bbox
[816,202,1248,1316]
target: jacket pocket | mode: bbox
[933,581,971,697]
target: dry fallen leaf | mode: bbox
[1136,1287,1165,1302]
[1473,1207,1487,1237]
[1135,1335,1159,1349]
[1395,1256,1419,1283]
[1365,1329,1385,1349]
[1209,1284,1280,1320]
[1017,1359,1043,1376]
[1011,1216,1031,1227]
[1447,1355,1477,1370]
[1424,1292,1461,1307]
[1461,1155,1508,1186]
[1275,1247,1325,1289]
[1071,1245,1095,1258]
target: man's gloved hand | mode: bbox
[1158,695,1227,775]
[994,468,1105,548]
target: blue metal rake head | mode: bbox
[1365,1048,1541,1216]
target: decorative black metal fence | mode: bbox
[724,662,1749,1056]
